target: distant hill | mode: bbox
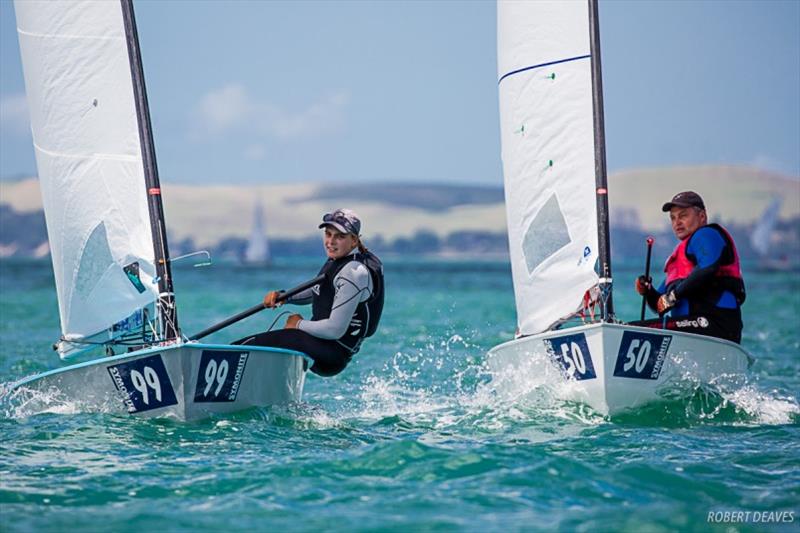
[288,182,505,211]
[608,166,799,231]
[1,165,797,249]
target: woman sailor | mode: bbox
[235,209,384,376]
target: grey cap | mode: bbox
[662,191,706,212]
[319,208,361,236]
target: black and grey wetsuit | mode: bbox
[235,250,384,376]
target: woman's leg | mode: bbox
[233,329,352,377]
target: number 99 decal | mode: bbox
[613,332,672,380]
[194,351,249,403]
[203,358,229,397]
[543,333,597,381]
[107,354,178,413]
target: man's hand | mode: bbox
[635,275,652,295]
[285,314,302,329]
[656,291,677,314]
[263,290,284,309]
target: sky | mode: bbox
[1,0,798,186]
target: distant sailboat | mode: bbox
[243,201,272,265]
[750,197,792,271]
[750,197,781,257]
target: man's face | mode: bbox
[669,206,706,240]
[323,227,357,260]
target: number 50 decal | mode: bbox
[613,332,672,380]
[544,333,597,381]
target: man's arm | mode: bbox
[645,281,663,312]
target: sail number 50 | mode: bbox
[622,339,651,374]
[559,342,587,376]
[545,333,596,381]
[130,366,162,405]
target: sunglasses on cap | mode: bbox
[321,212,360,235]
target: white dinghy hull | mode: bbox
[11,343,308,421]
[487,323,753,416]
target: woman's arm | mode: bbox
[287,287,314,305]
[297,263,372,339]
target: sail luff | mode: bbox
[588,0,614,319]
[120,0,179,340]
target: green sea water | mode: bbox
[1,258,798,532]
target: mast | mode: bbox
[120,0,180,341]
[588,0,614,319]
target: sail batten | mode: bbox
[498,54,591,85]
[497,0,601,335]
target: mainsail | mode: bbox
[497,0,611,335]
[15,1,175,357]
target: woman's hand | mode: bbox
[285,314,303,329]
[263,290,283,309]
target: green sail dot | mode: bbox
[548,160,554,167]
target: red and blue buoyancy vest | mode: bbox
[311,251,385,353]
[664,223,746,308]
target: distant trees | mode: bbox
[2,205,799,265]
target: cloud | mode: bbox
[265,91,349,140]
[197,84,250,133]
[193,84,349,141]
[0,93,31,135]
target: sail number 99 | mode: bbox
[202,358,230,398]
[193,350,249,403]
[107,354,178,413]
[130,366,162,405]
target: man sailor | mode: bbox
[634,191,745,343]
[235,209,384,376]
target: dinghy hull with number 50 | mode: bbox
[487,323,753,416]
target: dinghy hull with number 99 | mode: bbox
[11,343,308,421]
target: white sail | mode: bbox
[244,201,271,264]
[15,1,159,356]
[750,196,781,257]
[497,0,600,335]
